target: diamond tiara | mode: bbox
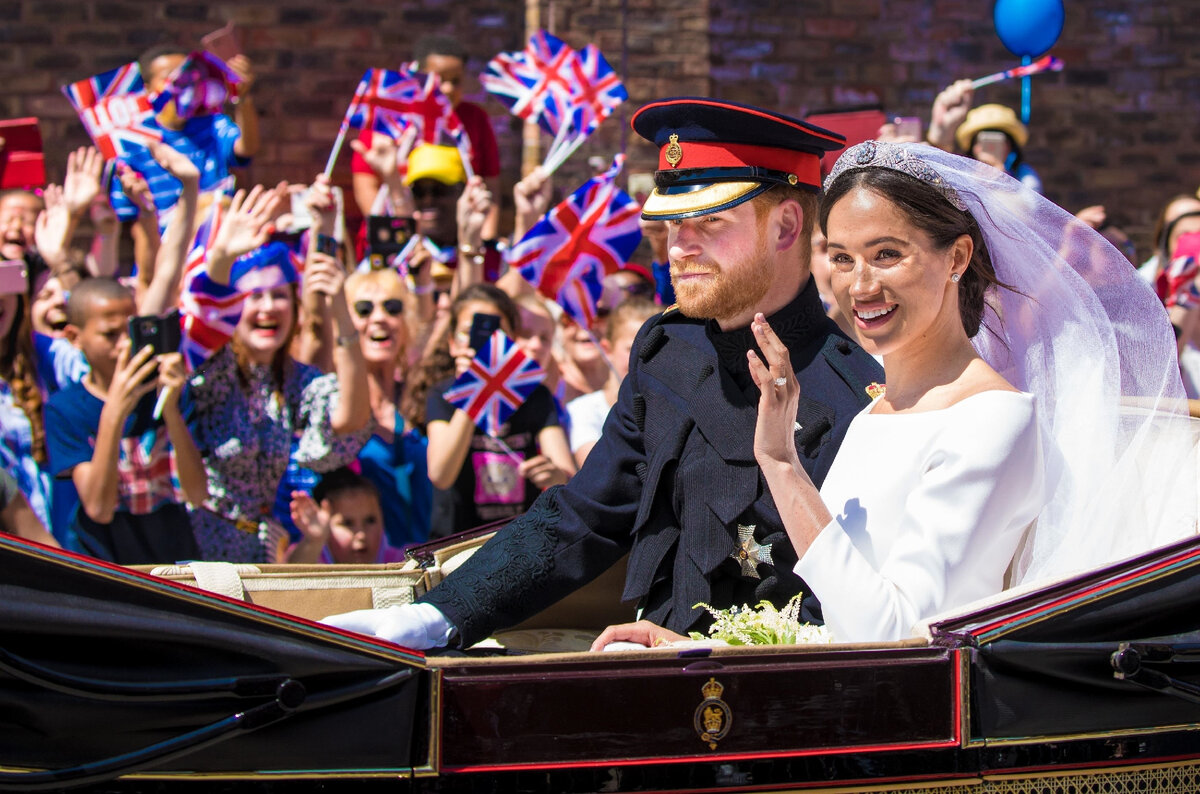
[823,141,968,211]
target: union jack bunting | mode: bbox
[151,51,242,120]
[61,63,162,160]
[507,154,642,328]
[443,330,546,436]
[482,30,577,137]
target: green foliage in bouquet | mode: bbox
[689,594,834,646]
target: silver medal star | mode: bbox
[730,524,773,579]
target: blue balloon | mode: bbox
[993,0,1064,57]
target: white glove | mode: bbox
[321,602,456,650]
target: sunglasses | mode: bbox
[353,298,404,318]
[410,182,458,201]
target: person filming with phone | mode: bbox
[926,81,1043,194]
[414,283,575,539]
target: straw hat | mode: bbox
[955,104,1028,151]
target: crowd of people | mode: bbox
[2,33,1199,648]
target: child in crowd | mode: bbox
[46,278,206,564]
[567,296,659,467]
[413,283,575,538]
[109,44,259,244]
[287,467,403,564]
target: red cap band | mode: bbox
[658,140,823,188]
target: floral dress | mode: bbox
[187,347,369,562]
[0,378,52,530]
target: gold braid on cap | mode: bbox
[824,141,968,212]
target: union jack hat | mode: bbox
[631,97,845,221]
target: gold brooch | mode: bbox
[665,133,683,167]
[866,382,886,399]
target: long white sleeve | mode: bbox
[794,391,1044,643]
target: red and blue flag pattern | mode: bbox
[60,62,162,159]
[344,68,425,140]
[151,51,242,120]
[1156,232,1200,311]
[443,330,546,437]
[483,31,627,171]
[507,154,642,329]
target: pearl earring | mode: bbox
[950,273,961,283]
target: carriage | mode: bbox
[4,525,1200,794]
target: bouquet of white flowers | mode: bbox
[689,594,834,646]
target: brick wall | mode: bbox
[4,0,1198,256]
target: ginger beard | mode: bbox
[669,214,773,322]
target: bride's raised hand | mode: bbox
[748,313,803,471]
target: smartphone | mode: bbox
[127,309,182,358]
[367,215,415,257]
[468,312,502,353]
[201,22,241,63]
[315,233,338,258]
[975,130,1009,161]
[893,116,922,141]
[0,260,28,296]
[284,189,314,232]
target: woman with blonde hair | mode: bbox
[344,266,432,547]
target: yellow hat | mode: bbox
[955,104,1028,151]
[405,144,466,186]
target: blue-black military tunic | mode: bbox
[420,277,883,646]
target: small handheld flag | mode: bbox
[61,63,162,160]
[152,51,242,120]
[507,154,641,329]
[484,31,627,175]
[443,329,545,437]
[971,55,1063,89]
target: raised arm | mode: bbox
[139,143,200,316]
[204,186,283,286]
[304,250,370,433]
[227,55,260,159]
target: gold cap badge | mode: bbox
[665,133,683,167]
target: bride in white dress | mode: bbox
[597,141,1195,647]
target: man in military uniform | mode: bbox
[325,98,883,650]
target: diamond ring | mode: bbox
[773,376,787,387]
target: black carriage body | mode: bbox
[4,533,1200,793]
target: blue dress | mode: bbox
[357,411,432,549]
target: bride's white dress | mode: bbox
[793,390,1045,643]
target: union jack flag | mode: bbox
[343,68,424,139]
[1156,232,1200,311]
[178,200,241,371]
[61,63,162,160]
[482,30,577,136]
[564,44,627,138]
[151,51,242,120]
[507,154,642,329]
[407,71,467,147]
[443,330,546,436]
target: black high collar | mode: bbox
[706,278,828,392]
